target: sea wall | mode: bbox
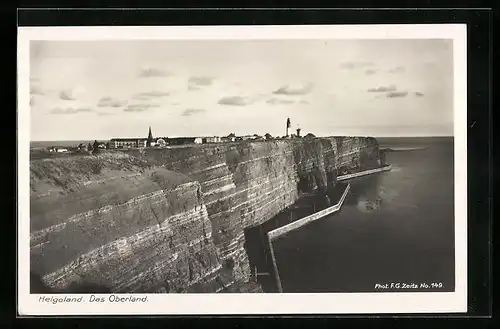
[29,137,381,293]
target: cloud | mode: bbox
[132,91,170,100]
[365,69,377,75]
[30,84,44,95]
[59,87,86,101]
[181,108,206,116]
[123,103,161,112]
[414,92,424,97]
[188,85,201,92]
[340,61,374,69]
[218,96,253,106]
[131,95,151,101]
[138,67,170,78]
[266,98,295,105]
[188,76,214,86]
[30,77,40,83]
[389,66,406,74]
[30,96,35,106]
[299,100,310,104]
[96,112,116,116]
[367,85,397,93]
[97,96,127,108]
[273,83,313,96]
[50,107,93,115]
[386,91,408,98]
[59,90,75,100]
[59,90,76,101]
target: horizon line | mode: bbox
[30,135,454,142]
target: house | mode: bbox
[109,138,148,149]
[76,143,88,152]
[240,135,257,141]
[156,138,167,147]
[225,133,236,142]
[202,136,221,143]
[54,148,68,153]
[167,137,201,146]
[47,147,69,153]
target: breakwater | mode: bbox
[268,183,351,241]
[29,136,383,293]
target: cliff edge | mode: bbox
[29,137,382,293]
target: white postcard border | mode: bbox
[17,24,467,315]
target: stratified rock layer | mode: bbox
[30,137,381,293]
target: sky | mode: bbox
[29,39,454,141]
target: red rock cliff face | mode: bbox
[30,137,381,293]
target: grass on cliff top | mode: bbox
[30,152,156,191]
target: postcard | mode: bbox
[18,23,467,315]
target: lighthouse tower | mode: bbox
[286,118,291,137]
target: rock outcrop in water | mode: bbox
[30,137,382,293]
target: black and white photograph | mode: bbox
[18,24,467,315]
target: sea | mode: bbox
[30,140,100,149]
[272,137,455,293]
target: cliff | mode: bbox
[29,137,382,293]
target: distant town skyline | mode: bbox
[29,38,454,141]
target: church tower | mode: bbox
[147,126,153,147]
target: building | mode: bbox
[167,137,201,146]
[286,118,291,137]
[109,138,148,149]
[110,127,167,148]
[48,147,68,153]
[240,135,258,141]
[251,135,263,141]
[77,143,87,151]
[147,127,154,147]
[202,136,221,143]
[156,138,167,147]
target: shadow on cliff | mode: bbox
[30,272,112,294]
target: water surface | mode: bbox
[273,137,455,292]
